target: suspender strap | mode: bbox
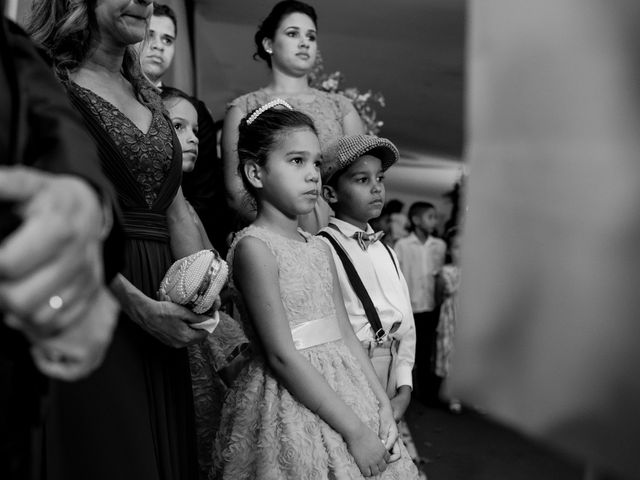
[317,230,386,342]
[381,242,399,277]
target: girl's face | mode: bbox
[255,127,321,218]
[94,0,152,47]
[164,97,199,173]
[265,12,317,76]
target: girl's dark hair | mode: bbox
[160,86,198,112]
[237,107,317,202]
[26,0,145,89]
[253,0,318,68]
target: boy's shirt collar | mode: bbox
[328,217,374,237]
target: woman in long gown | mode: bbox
[27,1,211,479]
[222,0,365,234]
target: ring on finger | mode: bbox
[48,295,64,311]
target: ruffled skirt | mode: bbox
[211,340,418,480]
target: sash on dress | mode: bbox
[290,316,342,350]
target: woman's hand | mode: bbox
[130,292,210,348]
[390,385,412,421]
[29,287,119,381]
[345,423,390,477]
[0,167,107,338]
[378,403,402,463]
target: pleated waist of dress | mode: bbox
[121,210,169,242]
[290,315,342,350]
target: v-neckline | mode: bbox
[68,83,181,211]
[71,82,154,136]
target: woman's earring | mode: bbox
[266,48,273,55]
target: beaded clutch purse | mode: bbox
[158,249,228,314]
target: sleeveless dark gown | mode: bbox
[43,82,197,480]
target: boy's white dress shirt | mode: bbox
[394,232,447,313]
[319,218,416,389]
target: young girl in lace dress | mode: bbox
[211,100,418,479]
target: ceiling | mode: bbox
[192,0,467,161]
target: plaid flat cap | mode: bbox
[321,134,399,183]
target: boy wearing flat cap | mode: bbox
[318,134,416,422]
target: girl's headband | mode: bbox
[246,98,293,125]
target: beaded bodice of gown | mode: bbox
[70,82,174,208]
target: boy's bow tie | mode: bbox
[352,230,385,251]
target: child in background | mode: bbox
[435,227,462,413]
[212,101,418,479]
[370,199,408,249]
[161,87,211,248]
[386,199,410,247]
[161,87,251,479]
[394,202,447,406]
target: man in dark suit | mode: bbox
[0,5,123,478]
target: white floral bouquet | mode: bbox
[309,51,385,135]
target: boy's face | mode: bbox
[323,154,385,228]
[139,14,176,83]
[414,208,438,235]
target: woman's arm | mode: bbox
[111,273,209,348]
[221,106,256,224]
[167,186,206,258]
[342,102,366,136]
[234,236,389,476]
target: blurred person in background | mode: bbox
[395,201,447,406]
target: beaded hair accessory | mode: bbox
[246,98,293,125]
